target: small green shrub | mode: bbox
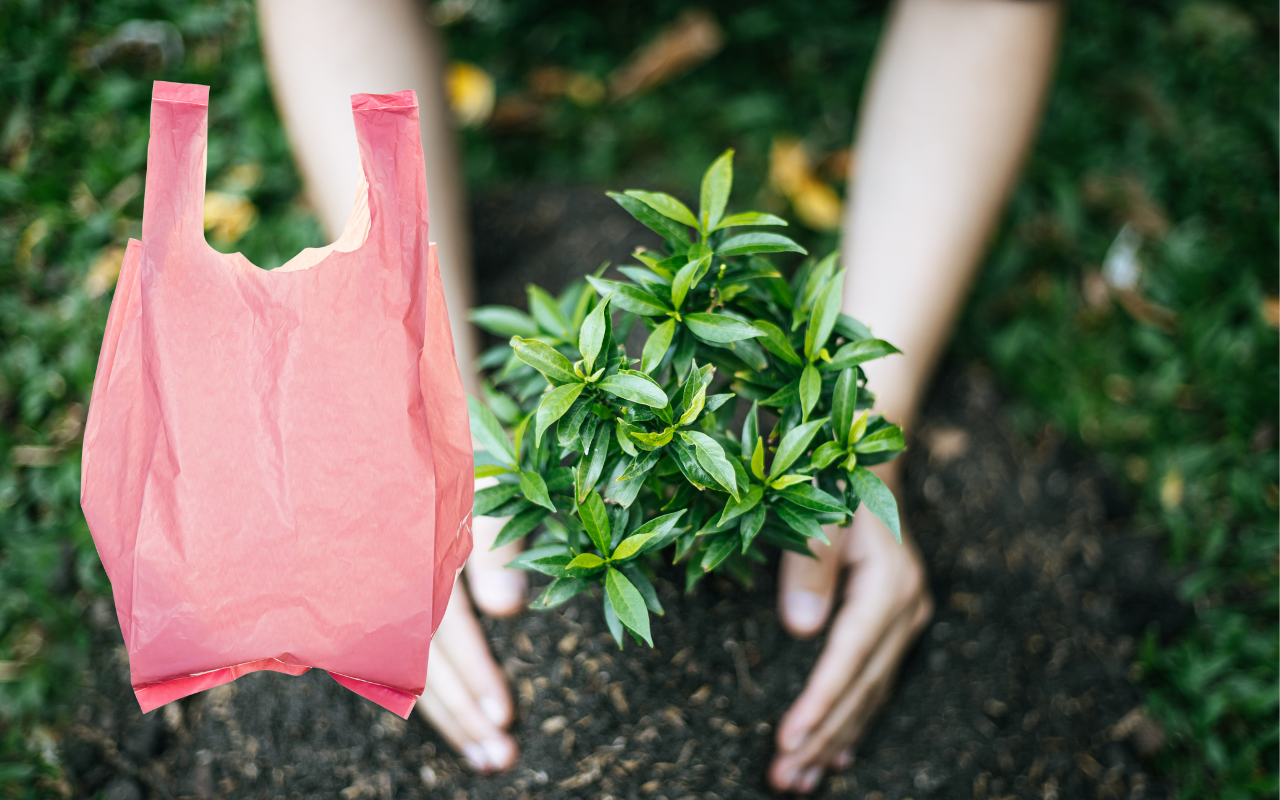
[468,151,904,647]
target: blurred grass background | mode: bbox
[0,0,1275,796]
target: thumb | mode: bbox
[777,524,845,638]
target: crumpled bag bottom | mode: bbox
[133,659,417,719]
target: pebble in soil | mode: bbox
[62,189,1181,799]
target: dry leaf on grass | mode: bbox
[445,61,495,127]
[203,191,257,244]
[768,137,842,230]
[608,10,724,101]
[85,245,125,297]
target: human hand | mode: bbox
[768,464,933,794]
[415,514,527,772]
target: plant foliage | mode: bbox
[467,151,904,647]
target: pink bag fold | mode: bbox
[80,81,473,718]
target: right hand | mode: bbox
[415,514,527,772]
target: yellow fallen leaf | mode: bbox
[16,218,48,272]
[203,191,257,243]
[1160,468,1184,510]
[1262,296,1278,328]
[768,137,810,197]
[221,162,263,193]
[446,61,495,127]
[85,245,125,298]
[769,138,842,230]
[791,176,842,231]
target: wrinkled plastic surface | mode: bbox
[80,81,473,718]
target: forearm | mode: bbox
[257,0,479,392]
[842,0,1062,430]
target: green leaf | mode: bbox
[705,393,734,413]
[741,403,760,459]
[671,252,713,310]
[625,189,700,230]
[474,483,519,516]
[679,431,738,499]
[700,148,734,231]
[805,268,846,361]
[533,577,590,609]
[849,466,901,543]
[854,425,905,453]
[615,450,659,484]
[825,338,902,370]
[669,436,717,489]
[585,276,671,317]
[511,414,530,462]
[631,426,675,448]
[700,534,737,571]
[576,424,611,502]
[535,383,586,447]
[558,398,592,447]
[611,531,658,561]
[718,483,764,525]
[510,337,580,385]
[579,491,612,554]
[467,396,516,466]
[603,589,626,648]
[810,440,845,471]
[641,318,676,374]
[608,191,691,243]
[760,380,799,407]
[751,436,766,480]
[799,364,821,423]
[618,563,664,615]
[566,552,607,577]
[831,368,857,444]
[834,313,873,342]
[606,567,653,646]
[848,410,869,444]
[719,232,808,257]
[685,313,766,344]
[629,510,687,552]
[615,418,639,456]
[492,506,549,549]
[740,504,767,552]
[524,554,573,577]
[770,418,830,478]
[752,320,803,366]
[519,471,556,511]
[528,285,575,341]
[769,474,812,490]
[474,464,515,479]
[779,484,849,514]
[775,503,830,544]
[712,211,788,231]
[578,294,611,373]
[469,306,540,338]
[598,370,669,407]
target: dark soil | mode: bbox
[61,189,1183,800]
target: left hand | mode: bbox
[768,464,933,794]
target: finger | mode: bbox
[466,513,527,617]
[418,639,517,772]
[775,562,897,754]
[777,523,846,638]
[435,585,514,728]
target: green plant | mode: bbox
[467,151,904,647]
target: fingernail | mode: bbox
[784,590,827,632]
[480,696,506,726]
[834,748,855,769]
[473,571,525,607]
[799,766,822,793]
[780,725,808,753]
[780,765,800,790]
[482,737,513,769]
[463,742,489,770]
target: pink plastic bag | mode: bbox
[80,81,473,718]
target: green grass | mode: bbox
[0,1,1275,797]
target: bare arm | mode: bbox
[257,0,478,393]
[774,0,1062,792]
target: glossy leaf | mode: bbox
[742,402,760,459]
[608,191,690,242]
[611,531,659,561]
[810,439,845,471]
[849,466,901,543]
[751,436,766,480]
[779,483,848,514]
[510,337,580,385]
[641,318,676,374]
[606,567,653,646]
[598,370,669,407]
[534,577,590,609]
[700,534,737,571]
[585,276,671,316]
[700,148,734,231]
[467,396,516,466]
[474,483,519,516]
[470,306,539,338]
[578,294,611,372]
[718,483,763,525]
[492,506,549,549]
[535,382,585,447]
[671,252,713,310]
[831,367,857,444]
[799,363,821,422]
[805,268,846,361]
[712,211,787,231]
[752,319,803,365]
[775,503,830,544]
[685,313,765,343]
[579,491,611,554]
[740,504,767,551]
[528,285,574,341]
[854,425,905,453]
[719,232,807,257]
[770,417,830,478]
[679,431,738,499]
[625,189,700,229]
[566,552,606,576]
[519,471,556,512]
[825,338,902,370]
